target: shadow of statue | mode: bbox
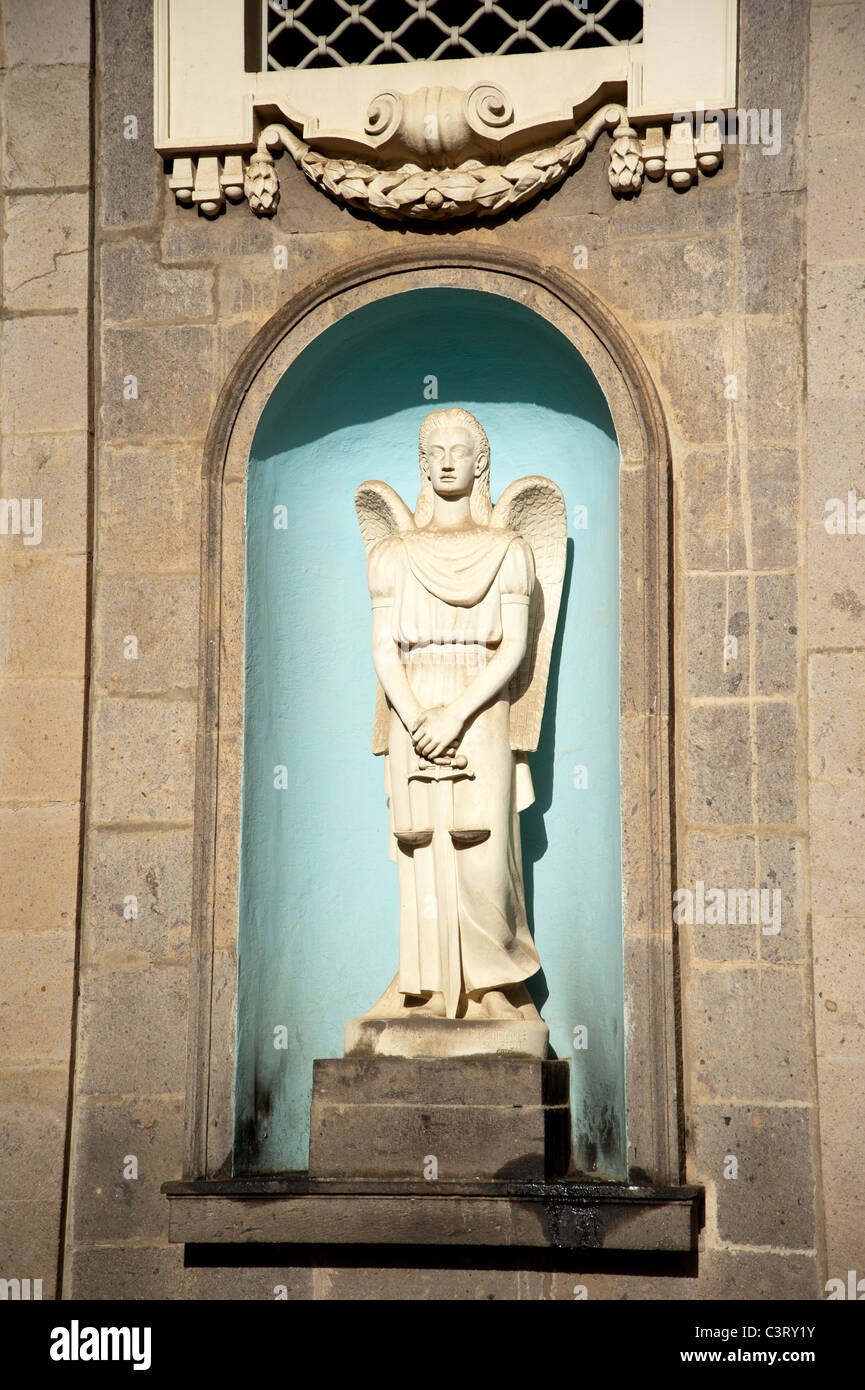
[520,536,575,1041]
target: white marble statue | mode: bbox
[354,408,567,1032]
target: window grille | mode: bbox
[266,0,643,71]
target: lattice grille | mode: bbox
[266,0,643,70]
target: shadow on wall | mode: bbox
[250,289,617,458]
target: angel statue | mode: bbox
[352,407,567,1042]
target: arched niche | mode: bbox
[187,248,677,1188]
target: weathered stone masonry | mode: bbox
[2,0,864,1301]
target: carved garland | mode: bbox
[170,101,723,221]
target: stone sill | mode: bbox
[163,1179,703,1252]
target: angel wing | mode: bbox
[354,480,415,554]
[355,481,415,755]
[491,476,568,752]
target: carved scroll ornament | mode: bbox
[169,93,723,222]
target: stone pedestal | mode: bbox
[344,1014,549,1059]
[308,1056,570,1181]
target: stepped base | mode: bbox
[309,1056,570,1181]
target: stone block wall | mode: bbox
[806,0,865,1286]
[3,0,862,1301]
[59,0,824,1301]
[0,0,91,1299]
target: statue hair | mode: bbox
[414,407,492,526]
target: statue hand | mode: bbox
[412,707,464,761]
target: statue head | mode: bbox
[414,407,492,526]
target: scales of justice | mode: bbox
[308,407,574,1181]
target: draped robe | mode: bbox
[367,526,541,1014]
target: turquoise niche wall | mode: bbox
[235,287,626,1177]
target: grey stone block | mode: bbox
[101,242,215,323]
[692,1103,815,1249]
[70,1097,184,1243]
[97,442,202,574]
[548,1249,818,1300]
[310,1101,562,1181]
[0,1200,62,1295]
[608,235,733,322]
[98,0,158,227]
[77,966,188,1096]
[309,1057,570,1180]
[315,1266,523,1301]
[744,323,803,445]
[85,826,192,964]
[643,323,729,444]
[161,201,278,262]
[809,2,865,139]
[681,449,748,572]
[808,265,865,397]
[610,177,736,239]
[756,702,799,823]
[738,0,808,194]
[806,393,865,524]
[100,325,215,443]
[686,705,753,825]
[738,193,804,317]
[313,1056,568,1107]
[66,1244,185,1300]
[749,449,801,571]
[88,696,197,823]
[165,1181,701,1252]
[685,573,749,697]
[93,576,199,695]
[755,573,799,696]
[680,832,758,962]
[688,965,809,1102]
[507,1194,697,1252]
[759,836,806,962]
[1,66,90,190]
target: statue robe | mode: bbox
[367,527,541,1010]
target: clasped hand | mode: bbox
[411,706,464,762]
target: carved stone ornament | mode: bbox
[169,98,724,222]
[156,0,735,223]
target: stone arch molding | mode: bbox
[188,247,678,1186]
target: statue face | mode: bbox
[424,425,482,499]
